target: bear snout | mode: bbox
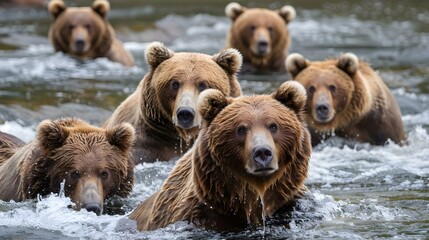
[176,106,195,129]
[78,179,104,215]
[256,40,269,55]
[315,103,331,122]
[74,39,86,53]
[253,145,273,167]
[82,202,102,215]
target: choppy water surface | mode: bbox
[0,0,428,239]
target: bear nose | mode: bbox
[177,107,195,129]
[316,103,330,119]
[75,39,85,52]
[253,145,273,166]
[82,202,102,215]
[257,41,269,55]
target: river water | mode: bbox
[0,0,428,239]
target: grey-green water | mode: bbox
[0,1,428,239]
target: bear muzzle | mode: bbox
[173,90,200,131]
[311,93,335,123]
[176,106,195,129]
[253,145,274,167]
[256,40,269,56]
[246,133,278,176]
[73,178,104,215]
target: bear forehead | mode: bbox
[59,8,103,22]
[236,9,284,25]
[218,96,295,122]
[154,53,230,79]
[299,63,351,84]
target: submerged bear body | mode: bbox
[130,81,311,232]
[286,52,406,146]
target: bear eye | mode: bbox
[249,25,256,31]
[70,171,80,179]
[269,123,278,133]
[171,80,180,91]
[68,24,74,31]
[328,85,336,93]
[267,26,273,33]
[85,24,92,31]
[100,171,109,180]
[308,86,315,94]
[237,125,247,136]
[198,82,208,92]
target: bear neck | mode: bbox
[192,132,309,226]
[140,72,182,146]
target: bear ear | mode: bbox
[48,0,66,18]
[92,0,110,18]
[272,81,307,114]
[225,2,246,21]
[337,52,359,76]
[198,89,231,124]
[213,48,242,75]
[106,123,136,152]
[285,53,308,78]
[278,5,296,24]
[37,119,69,150]
[145,41,175,69]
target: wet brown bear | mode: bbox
[225,2,296,73]
[0,118,135,215]
[104,41,242,164]
[48,0,135,67]
[286,52,406,146]
[130,81,311,232]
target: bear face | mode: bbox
[286,53,406,145]
[145,43,242,141]
[104,41,242,163]
[225,2,296,72]
[199,81,309,193]
[48,0,110,58]
[47,0,134,66]
[129,81,311,231]
[286,53,357,131]
[19,118,135,215]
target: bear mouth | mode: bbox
[252,167,276,176]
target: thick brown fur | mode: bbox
[47,0,135,67]
[130,81,311,232]
[225,2,296,73]
[286,52,406,146]
[0,131,25,165]
[0,118,135,215]
[104,42,243,164]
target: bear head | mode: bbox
[144,41,242,142]
[48,0,112,57]
[197,81,310,194]
[225,2,295,62]
[23,118,135,215]
[286,53,360,131]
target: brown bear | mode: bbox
[0,118,135,215]
[130,81,311,232]
[48,0,135,67]
[104,41,243,164]
[225,2,296,73]
[286,52,406,146]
